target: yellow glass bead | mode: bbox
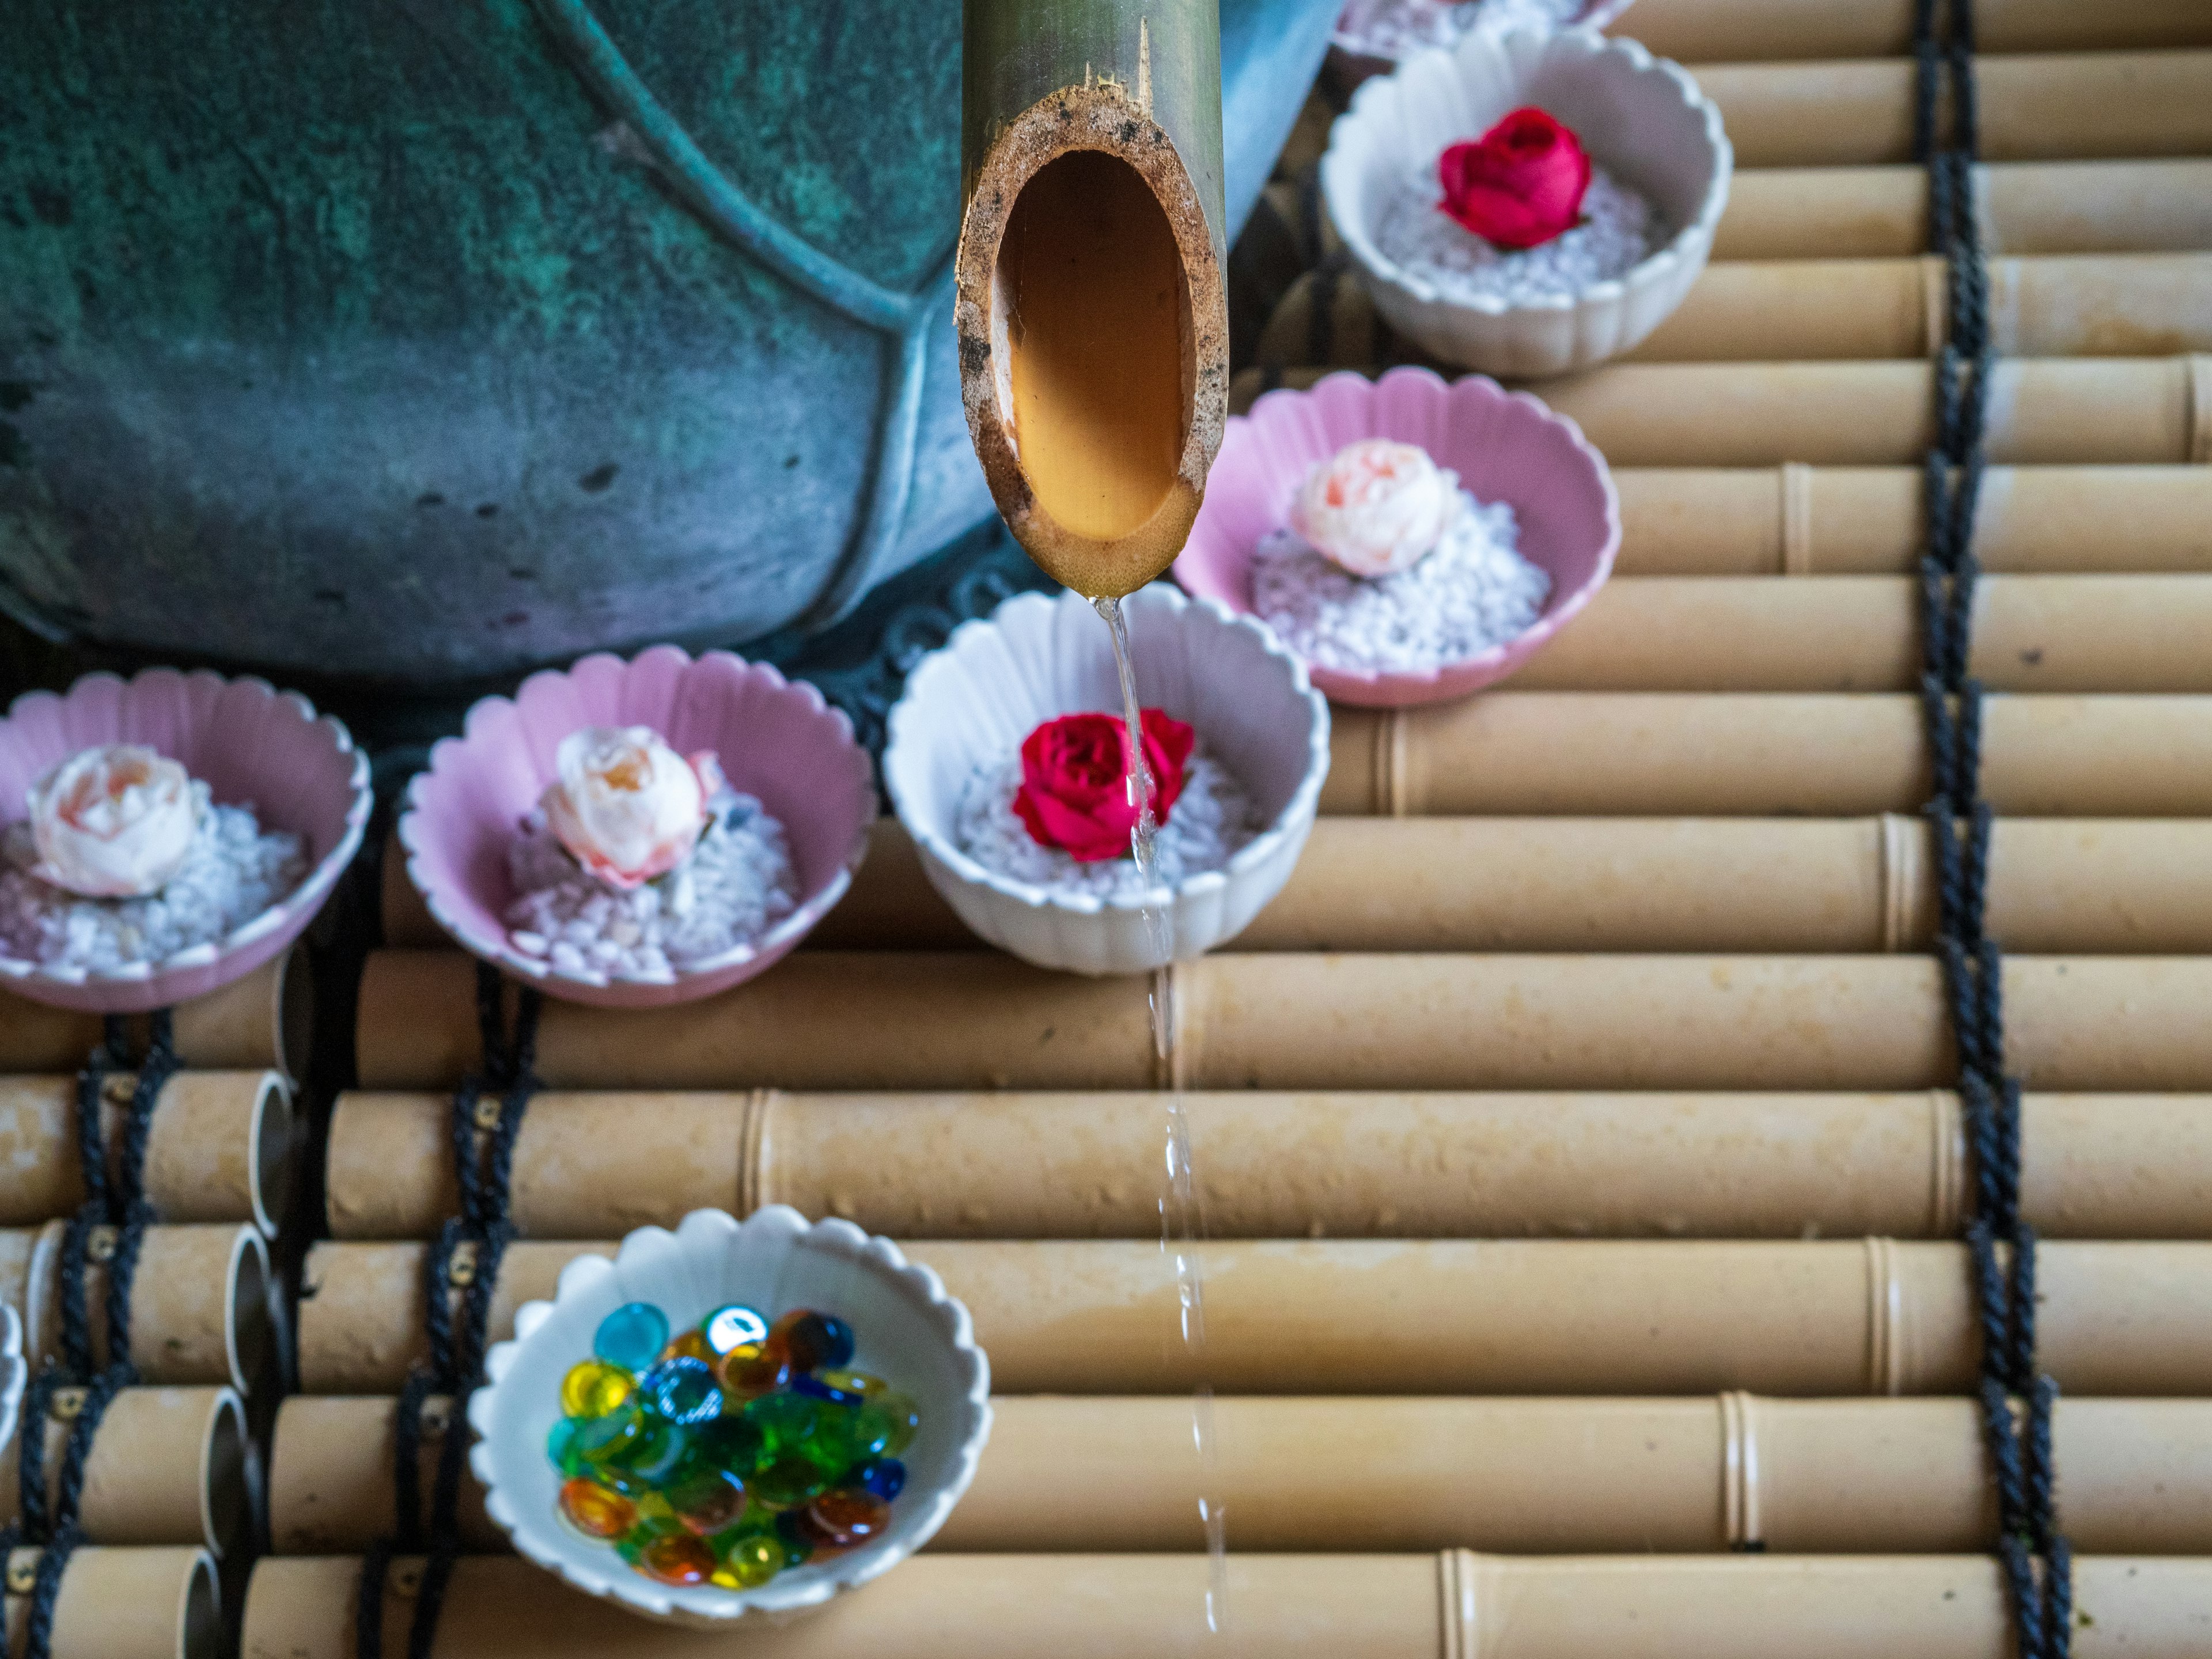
[633,1490,678,1529]
[561,1360,635,1419]
[661,1328,714,1366]
[711,1532,782,1589]
[819,1369,887,1400]
[559,1478,636,1540]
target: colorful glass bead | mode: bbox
[672,1416,765,1487]
[747,1449,831,1510]
[547,1415,589,1476]
[793,1371,864,1406]
[710,1532,782,1589]
[617,1421,692,1487]
[774,1508,819,1564]
[558,1478,637,1540]
[661,1328,715,1366]
[851,1457,906,1501]
[668,1466,749,1536]
[819,1369,888,1402]
[645,1356,725,1426]
[594,1302,670,1372]
[771,1309,855,1372]
[560,1359,635,1419]
[703,1304,768,1355]
[574,1404,653,1467]
[638,1532,715,1586]
[868,1392,920,1457]
[806,1487,891,1550]
[717,1342,793,1401]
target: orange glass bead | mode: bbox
[638,1531,715,1587]
[661,1328,714,1366]
[716,1341,792,1400]
[805,1487,892,1551]
[559,1478,637,1540]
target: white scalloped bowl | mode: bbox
[1322,25,1731,377]
[0,1306,24,1455]
[469,1207,991,1629]
[882,585,1331,976]
[0,670,372,1014]
[1327,0,1639,93]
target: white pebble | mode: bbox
[1339,0,1586,58]
[1375,163,1659,306]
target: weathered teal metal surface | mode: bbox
[0,0,1336,686]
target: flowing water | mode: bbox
[1096,594,1229,1632]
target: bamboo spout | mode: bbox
[957,0,1230,597]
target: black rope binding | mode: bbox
[356,963,540,1659]
[0,1014,182,1657]
[1912,2,2072,1653]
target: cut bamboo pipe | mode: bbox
[1609,466,2212,577]
[321,1088,2212,1243]
[262,1392,2212,1556]
[356,948,2212,1094]
[5,1223,272,1393]
[0,951,307,1081]
[7,1547,217,1659]
[955,0,1228,597]
[296,1235,2212,1397]
[0,1388,249,1557]
[1321,695,2212,817]
[394,815,2212,956]
[1230,358,2212,464]
[0,1072,291,1233]
[1699,51,2212,169]
[244,1551,2212,1659]
[1620,0,2212,63]
[1713,161,2212,260]
[1625,255,2212,361]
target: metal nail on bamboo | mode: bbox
[243,1551,2212,1659]
[354,949,2212,1093]
[294,1236,2212,1396]
[0,1388,249,1557]
[324,1088,2212,1244]
[0,1073,291,1233]
[956,0,1229,596]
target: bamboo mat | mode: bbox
[219,7,2212,1659]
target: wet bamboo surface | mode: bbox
[326,1088,2212,1243]
[248,1552,2212,1659]
[296,1235,2212,1397]
[265,1392,2212,1555]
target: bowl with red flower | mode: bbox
[881,585,1330,976]
[1321,25,1729,377]
[398,646,874,1009]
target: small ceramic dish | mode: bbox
[469,1206,991,1630]
[1325,0,1637,97]
[0,1306,25,1456]
[399,646,873,1010]
[1176,365,1618,707]
[1322,25,1730,377]
[883,585,1330,977]
[0,670,371,1014]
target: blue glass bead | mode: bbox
[793,1372,863,1407]
[594,1302,669,1372]
[703,1304,768,1355]
[645,1356,725,1426]
[852,1457,906,1501]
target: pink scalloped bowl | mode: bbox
[0,671,371,1013]
[399,647,874,1010]
[1175,365,1619,707]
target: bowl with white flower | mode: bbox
[1325,0,1636,99]
[398,647,874,1009]
[883,585,1330,977]
[1176,364,1617,707]
[1323,24,1729,377]
[0,670,370,1013]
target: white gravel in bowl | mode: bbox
[1339,0,1586,58]
[0,806,305,974]
[1373,164,1658,305]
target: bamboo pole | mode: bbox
[1713,161,2212,260]
[244,1551,2212,1658]
[955,0,1228,597]
[260,1392,2212,1556]
[1699,52,2212,169]
[0,1073,290,1233]
[5,1547,217,1659]
[1229,359,2212,463]
[1620,0,2212,63]
[1608,467,2212,577]
[5,1223,271,1394]
[293,1234,2212,1397]
[0,951,306,1081]
[320,1088,2212,1244]
[0,1388,249,1557]
[1320,695,2212,817]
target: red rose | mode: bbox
[1012,709,1196,863]
[1436,106,1592,251]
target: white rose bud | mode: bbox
[1290,438,1460,577]
[542,726,719,890]
[27,744,205,899]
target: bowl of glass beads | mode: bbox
[468,1206,990,1628]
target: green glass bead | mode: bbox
[673,1416,766,1486]
[547,1415,591,1478]
[711,1531,782,1589]
[870,1392,920,1457]
[746,1449,831,1510]
[574,1404,651,1468]
[741,1391,822,1455]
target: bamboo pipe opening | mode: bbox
[202,1391,249,1558]
[247,1074,293,1238]
[224,1229,272,1395]
[180,1552,221,1659]
[997,149,1193,547]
